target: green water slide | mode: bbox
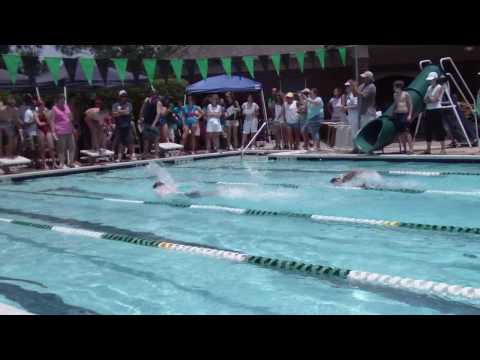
[354,64,443,153]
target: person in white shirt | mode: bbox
[284,92,300,150]
[343,80,360,152]
[241,94,260,149]
[272,93,287,150]
[423,72,447,154]
[328,88,346,123]
[206,94,223,153]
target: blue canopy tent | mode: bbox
[186,75,268,144]
[186,75,263,94]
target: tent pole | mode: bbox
[35,87,41,100]
[260,89,269,144]
[64,86,68,103]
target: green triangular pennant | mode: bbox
[2,54,23,85]
[271,53,281,76]
[295,52,305,73]
[196,58,208,80]
[315,48,326,70]
[79,58,96,85]
[242,56,256,78]
[143,59,157,85]
[170,58,184,81]
[221,57,232,77]
[44,57,63,86]
[113,58,128,84]
[338,47,347,66]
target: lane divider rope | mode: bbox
[2,188,480,236]
[1,216,479,303]
[169,165,480,177]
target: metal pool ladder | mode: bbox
[241,122,267,160]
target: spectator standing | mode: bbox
[392,80,414,154]
[303,88,324,151]
[0,96,22,158]
[182,96,202,154]
[84,98,109,153]
[284,92,300,150]
[35,100,56,169]
[241,94,260,149]
[172,100,185,144]
[20,94,39,167]
[224,92,241,150]
[112,90,136,161]
[358,71,377,128]
[50,94,76,168]
[297,90,309,147]
[423,72,447,155]
[272,93,287,150]
[344,80,360,135]
[139,90,161,158]
[328,88,346,123]
[206,94,223,152]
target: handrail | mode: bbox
[440,57,476,106]
[419,60,432,71]
[440,57,479,147]
[241,122,267,159]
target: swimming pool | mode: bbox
[1,156,480,315]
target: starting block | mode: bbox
[0,156,32,174]
[158,143,184,158]
[80,149,115,165]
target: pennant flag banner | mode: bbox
[338,47,347,66]
[271,53,281,76]
[315,48,326,69]
[79,58,96,85]
[143,59,157,85]
[96,58,110,84]
[242,56,256,79]
[221,57,232,77]
[44,57,63,86]
[63,58,78,82]
[170,58,184,81]
[2,54,22,85]
[196,58,208,80]
[295,51,305,73]
[112,58,128,83]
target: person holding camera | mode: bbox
[423,72,447,155]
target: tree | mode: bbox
[55,45,186,59]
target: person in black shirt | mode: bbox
[139,89,160,159]
[112,90,136,161]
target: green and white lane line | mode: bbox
[1,216,479,303]
[2,188,480,236]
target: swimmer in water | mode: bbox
[153,181,214,199]
[330,169,382,188]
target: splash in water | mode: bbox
[147,163,178,197]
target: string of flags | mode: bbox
[0,47,348,86]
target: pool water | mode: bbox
[1,157,480,315]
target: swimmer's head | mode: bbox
[330,176,343,186]
[153,181,165,189]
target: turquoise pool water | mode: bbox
[1,156,480,315]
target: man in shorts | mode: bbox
[112,90,136,161]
